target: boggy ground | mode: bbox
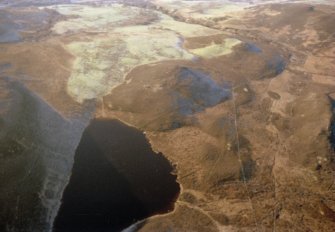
[0,1,334,232]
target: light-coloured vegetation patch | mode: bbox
[262,9,282,16]
[203,5,246,17]
[153,0,247,19]
[66,26,195,103]
[66,39,125,103]
[49,4,221,37]
[49,4,229,103]
[189,38,241,58]
[47,4,143,34]
[157,14,220,37]
[49,4,241,103]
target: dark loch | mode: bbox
[53,119,180,232]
